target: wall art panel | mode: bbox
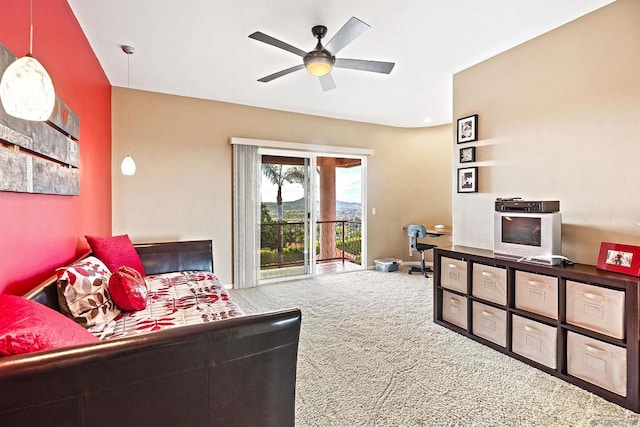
[0,42,80,195]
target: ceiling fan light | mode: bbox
[304,53,334,77]
[0,55,55,121]
[306,61,332,77]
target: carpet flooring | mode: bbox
[229,268,640,426]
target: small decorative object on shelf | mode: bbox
[596,242,640,276]
[457,114,478,143]
[457,166,478,193]
[459,146,475,163]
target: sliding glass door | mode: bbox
[231,138,370,288]
[260,153,313,280]
[258,149,366,282]
[315,156,363,275]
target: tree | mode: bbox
[262,164,305,222]
[261,202,275,223]
[260,203,277,250]
[262,164,305,266]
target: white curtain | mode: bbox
[232,144,261,288]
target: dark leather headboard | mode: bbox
[134,240,213,275]
[24,240,214,311]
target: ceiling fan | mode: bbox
[249,16,395,91]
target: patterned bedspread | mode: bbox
[87,271,244,340]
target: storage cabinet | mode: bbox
[433,246,640,412]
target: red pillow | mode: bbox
[85,234,146,276]
[109,266,149,311]
[0,295,99,356]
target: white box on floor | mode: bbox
[374,258,402,272]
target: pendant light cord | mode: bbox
[127,50,131,156]
[29,0,33,54]
[120,45,135,174]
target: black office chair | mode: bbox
[407,224,438,278]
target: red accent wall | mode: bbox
[0,0,111,295]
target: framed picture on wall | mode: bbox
[457,167,478,193]
[457,114,478,143]
[459,146,476,163]
[596,242,640,276]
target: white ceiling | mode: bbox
[67,0,614,128]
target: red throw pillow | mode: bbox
[0,295,99,356]
[85,234,146,276]
[109,266,149,311]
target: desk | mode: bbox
[403,225,452,236]
[425,225,452,236]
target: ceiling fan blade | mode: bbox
[249,31,307,57]
[324,17,370,55]
[334,58,395,74]
[257,64,305,83]
[319,74,336,92]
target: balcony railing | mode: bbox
[260,220,361,269]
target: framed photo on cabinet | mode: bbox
[596,242,640,276]
[457,167,478,193]
[457,114,478,143]
[459,146,476,163]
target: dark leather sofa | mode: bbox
[0,240,301,427]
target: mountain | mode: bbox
[263,199,361,211]
[263,198,305,211]
[263,198,362,221]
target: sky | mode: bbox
[261,165,361,203]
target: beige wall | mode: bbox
[112,88,452,284]
[452,0,640,265]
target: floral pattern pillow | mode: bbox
[56,256,120,327]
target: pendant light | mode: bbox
[120,45,136,176]
[0,0,55,121]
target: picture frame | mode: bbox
[457,167,478,193]
[596,242,640,276]
[457,114,478,143]
[459,146,476,163]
